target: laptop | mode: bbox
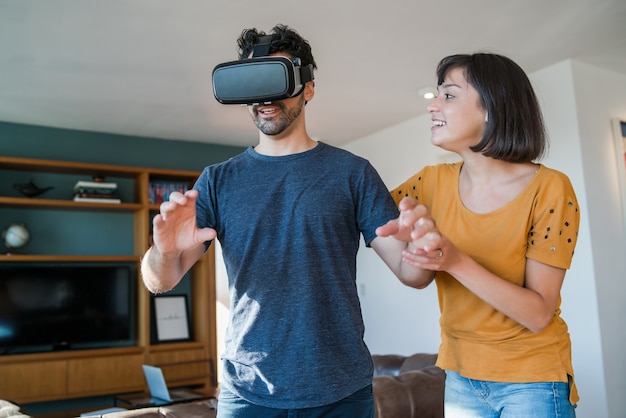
[141,364,205,406]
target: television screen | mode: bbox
[0,264,135,355]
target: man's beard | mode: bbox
[251,96,304,136]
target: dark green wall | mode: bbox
[0,121,246,171]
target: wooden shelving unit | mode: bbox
[0,156,217,404]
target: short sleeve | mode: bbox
[359,162,400,246]
[526,171,580,269]
[390,168,428,206]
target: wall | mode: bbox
[530,60,606,417]
[0,121,245,171]
[567,60,626,418]
[344,59,626,418]
[345,116,450,356]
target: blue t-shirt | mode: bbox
[193,142,399,409]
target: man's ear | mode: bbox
[304,81,315,102]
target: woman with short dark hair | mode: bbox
[377,53,580,417]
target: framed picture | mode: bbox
[612,119,626,233]
[152,295,191,343]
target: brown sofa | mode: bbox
[372,353,445,418]
[93,398,218,417]
[87,353,444,418]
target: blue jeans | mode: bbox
[444,370,576,418]
[216,385,374,418]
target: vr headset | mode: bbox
[212,36,315,105]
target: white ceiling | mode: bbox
[1,0,626,148]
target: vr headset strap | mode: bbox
[251,35,314,83]
[252,35,273,57]
[300,65,314,83]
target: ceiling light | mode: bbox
[418,86,437,100]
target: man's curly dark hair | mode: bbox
[237,24,317,71]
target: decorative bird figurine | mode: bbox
[14,180,54,198]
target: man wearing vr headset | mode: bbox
[142,24,432,418]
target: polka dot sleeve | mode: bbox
[390,167,431,206]
[526,170,580,269]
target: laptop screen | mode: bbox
[142,364,172,402]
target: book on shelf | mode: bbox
[73,195,121,204]
[73,180,119,203]
[73,192,121,204]
[73,180,118,191]
[74,188,118,196]
[149,181,190,204]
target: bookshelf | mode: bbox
[0,156,217,404]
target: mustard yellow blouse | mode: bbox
[391,162,580,403]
